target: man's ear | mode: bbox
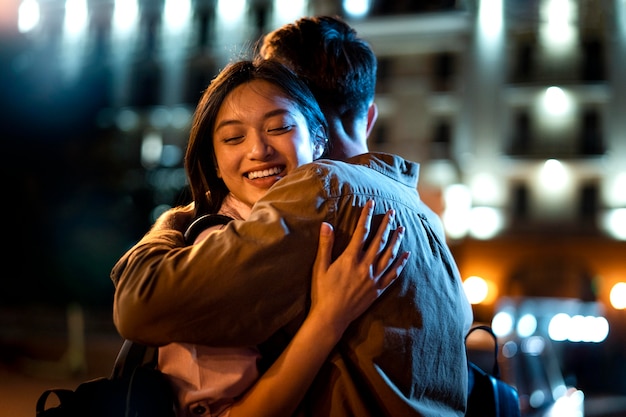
[365,102,378,137]
[313,142,325,159]
[312,125,327,159]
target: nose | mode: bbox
[247,131,273,160]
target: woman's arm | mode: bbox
[228,200,410,417]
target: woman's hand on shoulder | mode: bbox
[310,200,410,338]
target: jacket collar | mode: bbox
[345,152,420,188]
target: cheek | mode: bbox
[213,148,239,178]
[288,133,315,164]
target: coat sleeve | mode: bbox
[111,167,330,347]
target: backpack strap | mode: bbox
[184,214,234,244]
[465,325,521,417]
[111,339,158,379]
[466,325,501,378]
[36,389,75,416]
[492,375,522,417]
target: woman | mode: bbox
[158,59,409,417]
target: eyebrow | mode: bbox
[214,108,292,132]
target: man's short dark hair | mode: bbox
[258,15,377,117]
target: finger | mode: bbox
[373,225,405,277]
[345,200,375,254]
[361,208,395,267]
[376,251,410,293]
[313,222,334,276]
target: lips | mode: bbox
[246,166,285,180]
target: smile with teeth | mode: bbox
[247,166,284,179]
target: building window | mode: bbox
[137,10,162,57]
[183,7,219,105]
[183,56,217,105]
[194,6,216,48]
[581,38,605,82]
[578,182,599,224]
[249,3,271,41]
[511,40,535,83]
[370,0,458,15]
[430,120,451,159]
[579,109,605,155]
[129,58,163,107]
[512,182,529,222]
[432,52,455,91]
[130,11,163,107]
[509,111,531,155]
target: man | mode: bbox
[112,16,473,416]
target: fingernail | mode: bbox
[403,251,411,263]
[320,222,333,235]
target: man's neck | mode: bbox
[329,143,369,160]
[325,114,370,160]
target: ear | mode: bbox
[312,125,327,159]
[313,142,325,160]
[365,102,378,138]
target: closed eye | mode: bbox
[222,135,244,144]
[268,125,295,135]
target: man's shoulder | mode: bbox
[284,152,419,187]
[349,151,419,170]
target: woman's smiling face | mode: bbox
[212,79,317,208]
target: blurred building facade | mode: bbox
[3,0,626,338]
